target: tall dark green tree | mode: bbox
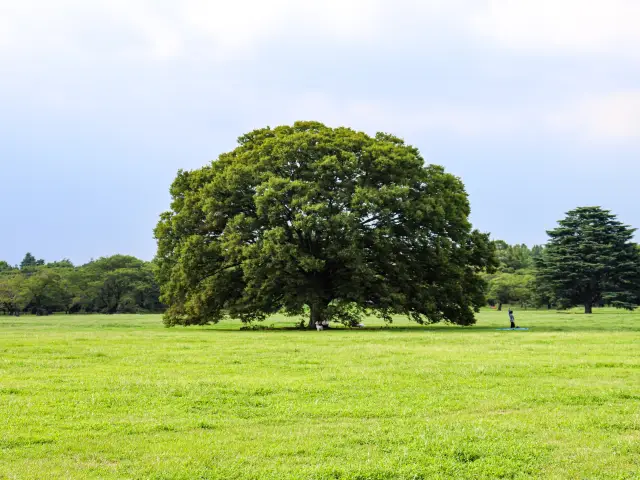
[20,253,38,270]
[0,261,14,273]
[19,253,45,270]
[155,122,497,329]
[536,207,640,314]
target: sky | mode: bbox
[1,0,639,266]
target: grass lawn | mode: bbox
[1,309,639,479]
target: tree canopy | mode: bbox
[486,271,535,309]
[536,206,640,314]
[155,121,497,328]
[483,242,546,310]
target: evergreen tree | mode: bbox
[20,253,38,270]
[536,207,640,314]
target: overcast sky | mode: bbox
[1,0,639,265]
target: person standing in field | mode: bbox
[508,308,516,329]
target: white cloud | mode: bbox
[179,0,388,60]
[472,0,640,55]
[0,0,487,62]
[0,0,398,61]
[3,1,640,60]
[0,1,188,59]
[2,0,639,144]
[547,91,640,143]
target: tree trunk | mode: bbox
[308,301,326,330]
[497,303,502,311]
[584,303,593,314]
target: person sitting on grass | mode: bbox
[508,308,517,329]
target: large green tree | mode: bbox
[23,270,69,315]
[0,274,29,315]
[84,256,161,313]
[536,206,640,314]
[155,122,497,329]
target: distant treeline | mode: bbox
[0,254,163,316]
[484,239,640,311]
[483,242,547,309]
[0,244,559,316]
[0,215,640,315]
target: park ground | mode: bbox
[1,309,639,479]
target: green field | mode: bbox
[1,310,639,479]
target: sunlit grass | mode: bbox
[1,309,639,479]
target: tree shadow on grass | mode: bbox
[196,322,640,334]
[183,308,640,334]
